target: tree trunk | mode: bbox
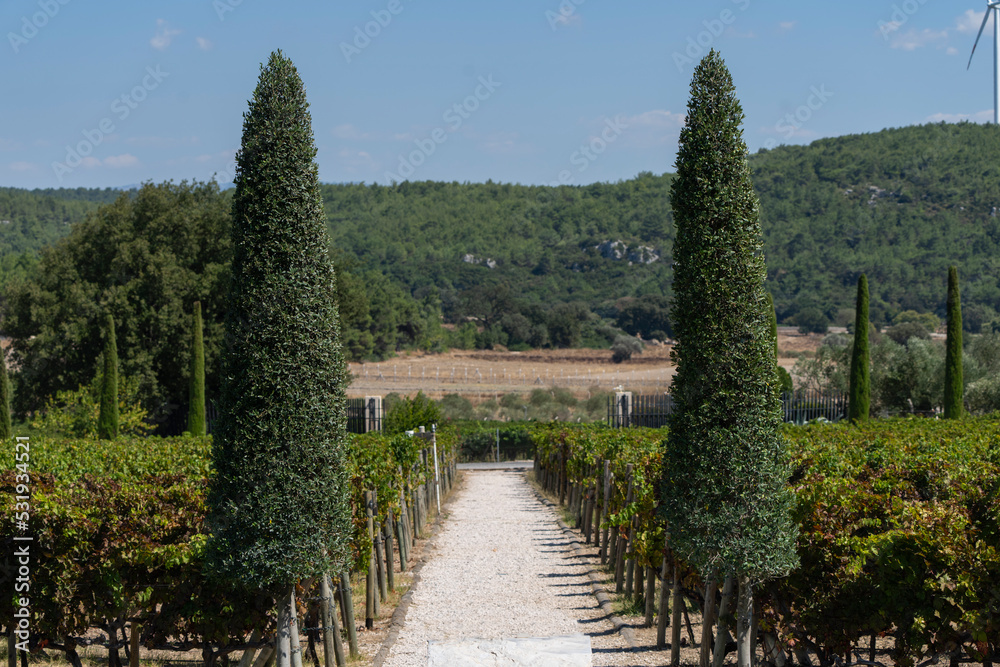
[129,624,140,667]
[657,554,670,648]
[712,575,735,667]
[290,589,304,667]
[277,586,294,667]
[670,562,682,667]
[737,576,754,667]
[236,630,262,667]
[700,575,719,667]
[644,564,656,627]
[320,576,336,667]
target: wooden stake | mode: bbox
[385,514,395,591]
[670,561,682,667]
[338,573,358,659]
[657,554,670,648]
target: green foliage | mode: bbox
[384,391,442,434]
[610,335,642,363]
[188,301,206,436]
[794,306,829,334]
[456,422,534,461]
[849,275,871,421]
[885,320,930,345]
[0,345,9,440]
[97,314,119,440]
[893,309,940,332]
[206,50,351,591]
[661,50,798,581]
[945,266,964,418]
[31,374,149,439]
[438,393,475,420]
[537,417,1000,667]
[2,181,232,424]
[615,295,672,340]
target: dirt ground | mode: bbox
[347,328,821,401]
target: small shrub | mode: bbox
[383,391,442,434]
[439,393,474,420]
[611,335,643,363]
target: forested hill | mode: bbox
[0,187,125,289]
[5,122,1000,333]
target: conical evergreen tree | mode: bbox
[848,275,870,422]
[0,344,10,440]
[206,51,351,599]
[659,50,798,667]
[944,266,964,418]
[97,313,119,440]
[188,301,206,436]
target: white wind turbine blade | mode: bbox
[969,6,992,69]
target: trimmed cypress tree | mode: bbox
[0,344,10,440]
[205,50,351,625]
[187,301,206,436]
[848,275,870,422]
[944,266,964,418]
[97,313,119,440]
[659,50,798,667]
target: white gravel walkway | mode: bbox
[382,470,642,667]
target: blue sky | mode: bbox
[0,0,995,189]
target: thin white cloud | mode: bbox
[103,154,139,168]
[196,37,212,51]
[0,138,20,151]
[333,123,373,140]
[336,149,378,174]
[150,19,181,51]
[778,21,796,32]
[481,131,531,155]
[947,46,959,55]
[8,161,37,172]
[956,8,985,34]
[925,110,993,123]
[889,27,948,50]
[623,110,686,129]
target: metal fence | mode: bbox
[608,389,848,428]
[347,396,383,434]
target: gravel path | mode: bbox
[382,470,655,667]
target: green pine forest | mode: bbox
[4,120,1000,350]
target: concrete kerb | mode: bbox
[528,482,639,651]
[372,470,463,667]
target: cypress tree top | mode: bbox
[207,50,350,592]
[944,266,963,419]
[661,50,798,582]
[848,274,870,422]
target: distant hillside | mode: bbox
[6,122,1000,333]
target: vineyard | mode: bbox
[2,418,997,666]
[0,431,458,667]
[533,417,1000,667]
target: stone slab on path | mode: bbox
[427,634,591,666]
[382,470,657,667]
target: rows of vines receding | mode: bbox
[534,418,1000,667]
[0,430,457,667]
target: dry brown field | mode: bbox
[347,328,825,401]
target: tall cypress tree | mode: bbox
[659,50,798,667]
[0,344,11,440]
[848,275,870,422]
[205,51,351,663]
[944,266,964,418]
[767,292,793,394]
[188,301,206,436]
[97,313,119,440]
